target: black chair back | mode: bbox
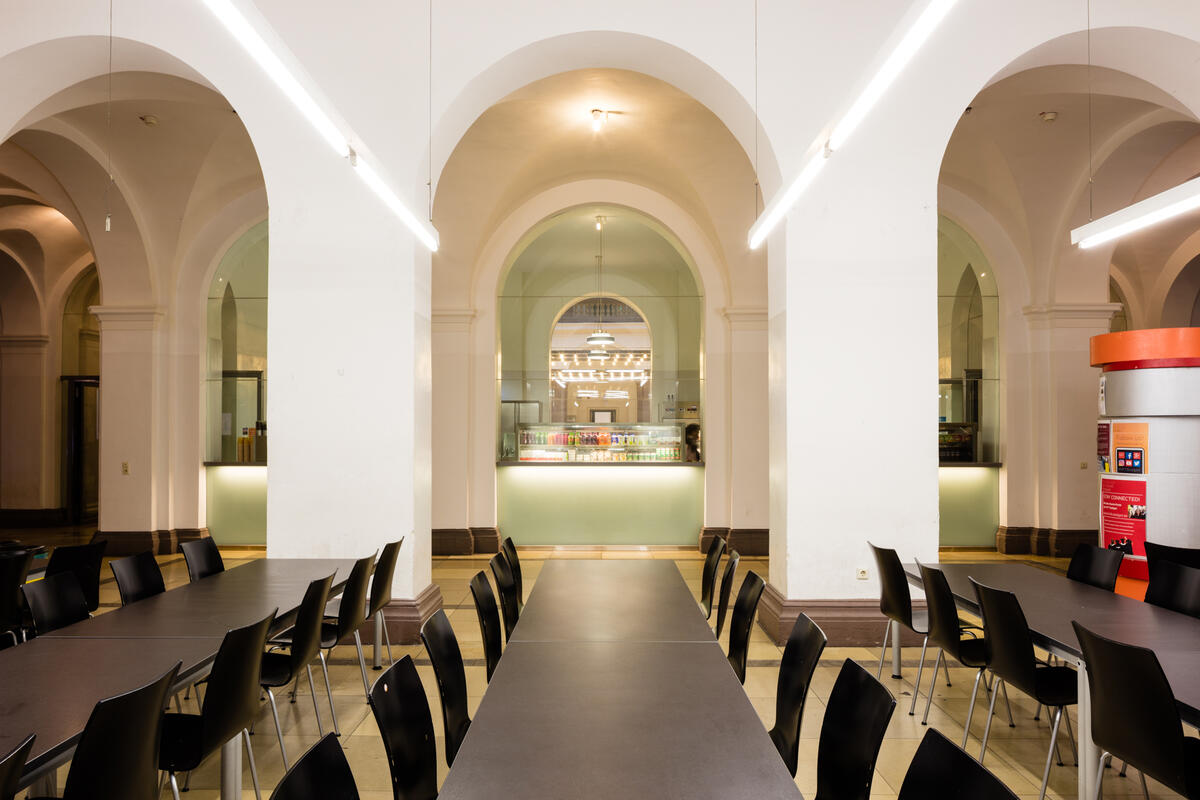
[1144,540,1200,571]
[700,536,726,618]
[897,728,1018,800]
[0,733,34,800]
[369,538,404,617]
[714,550,740,638]
[110,551,165,606]
[0,550,33,636]
[501,537,523,604]
[1065,543,1123,592]
[199,611,276,759]
[367,656,438,800]
[468,571,502,682]
[970,579,1037,696]
[180,538,225,582]
[1072,621,1197,797]
[61,661,180,800]
[918,561,966,655]
[420,609,471,766]
[45,540,106,611]
[869,543,914,628]
[816,659,896,800]
[769,613,827,776]
[334,556,375,637]
[268,733,359,800]
[1144,558,1200,619]
[22,571,90,635]
[489,552,520,642]
[727,570,765,684]
[289,575,335,671]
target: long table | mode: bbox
[437,560,802,799]
[903,562,1200,800]
[0,557,359,796]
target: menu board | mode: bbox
[1100,477,1148,580]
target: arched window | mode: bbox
[549,297,651,423]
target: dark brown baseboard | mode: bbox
[1048,529,1097,557]
[471,527,500,554]
[432,528,472,556]
[699,527,729,552]
[94,528,209,556]
[996,526,1033,554]
[1032,528,1051,556]
[757,582,927,648]
[728,528,769,556]
[358,583,444,645]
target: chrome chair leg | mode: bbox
[1034,702,1042,720]
[381,611,394,666]
[1120,760,1128,777]
[306,664,324,736]
[289,674,299,704]
[242,728,262,800]
[876,620,891,679]
[353,629,371,699]
[1038,707,1063,800]
[921,648,944,725]
[1138,768,1150,800]
[1063,708,1078,765]
[960,667,985,748]
[941,651,952,686]
[265,687,289,770]
[979,677,1002,763]
[1094,751,1110,800]
[909,635,929,715]
[169,771,182,800]
[319,649,341,735]
[1000,681,1015,727]
[183,770,192,791]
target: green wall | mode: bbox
[206,465,266,545]
[498,465,703,545]
[938,466,998,546]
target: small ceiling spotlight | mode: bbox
[591,108,609,132]
[1038,110,1058,123]
[138,114,160,127]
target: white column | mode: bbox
[724,308,769,532]
[0,335,50,509]
[432,309,475,532]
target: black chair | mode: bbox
[421,609,471,766]
[869,543,930,714]
[815,659,896,800]
[501,536,524,608]
[180,538,225,582]
[727,570,765,684]
[28,662,179,800]
[916,561,992,742]
[260,574,334,769]
[160,611,275,800]
[768,612,827,777]
[713,549,740,639]
[22,571,90,635]
[469,570,503,682]
[45,539,106,612]
[0,734,34,800]
[897,728,1018,800]
[1072,621,1200,800]
[1065,543,1123,592]
[268,733,359,800]
[1144,558,1200,619]
[1144,540,1200,571]
[490,552,520,642]
[971,579,1077,800]
[699,535,726,618]
[367,538,404,668]
[367,656,438,800]
[0,550,33,645]
[110,550,165,606]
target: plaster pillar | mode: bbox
[431,309,478,554]
[722,307,769,554]
[0,335,50,509]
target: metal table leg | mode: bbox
[373,612,383,669]
[1076,656,1098,800]
[891,620,903,678]
[220,733,241,799]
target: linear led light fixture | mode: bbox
[200,0,439,252]
[748,0,959,250]
[1071,175,1200,249]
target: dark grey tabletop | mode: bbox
[509,560,717,643]
[42,558,359,639]
[906,562,1200,725]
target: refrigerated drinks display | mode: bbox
[514,423,688,463]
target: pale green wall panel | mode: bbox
[938,466,999,546]
[498,465,703,545]
[206,465,267,545]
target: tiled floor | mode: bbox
[12,546,1186,798]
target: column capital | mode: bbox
[721,306,768,330]
[432,308,476,330]
[1022,303,1123,329]
[88,305,164,329]
[0,334,50,353]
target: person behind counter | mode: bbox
[685,423,702,462]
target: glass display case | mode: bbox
[511,423,692,464]
[938,422,978,463]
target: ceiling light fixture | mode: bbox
[748,0,959,249]
[200,0,439,252]
[585,217,617,349]
[591,108,608,132]
[1072,176,1200,249]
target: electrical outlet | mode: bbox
[856,568,869,581]
[1080,461,1088,470]
[121,461,130,475]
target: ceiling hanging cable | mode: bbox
[753,0,760,217]
[104,0,113,232]
[427,0,433,222]
[1086,0,1094,222]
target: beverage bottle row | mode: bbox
[520,429,674,447]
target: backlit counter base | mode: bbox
[497,464,704,546]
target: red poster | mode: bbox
[1100,477,1148,580]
